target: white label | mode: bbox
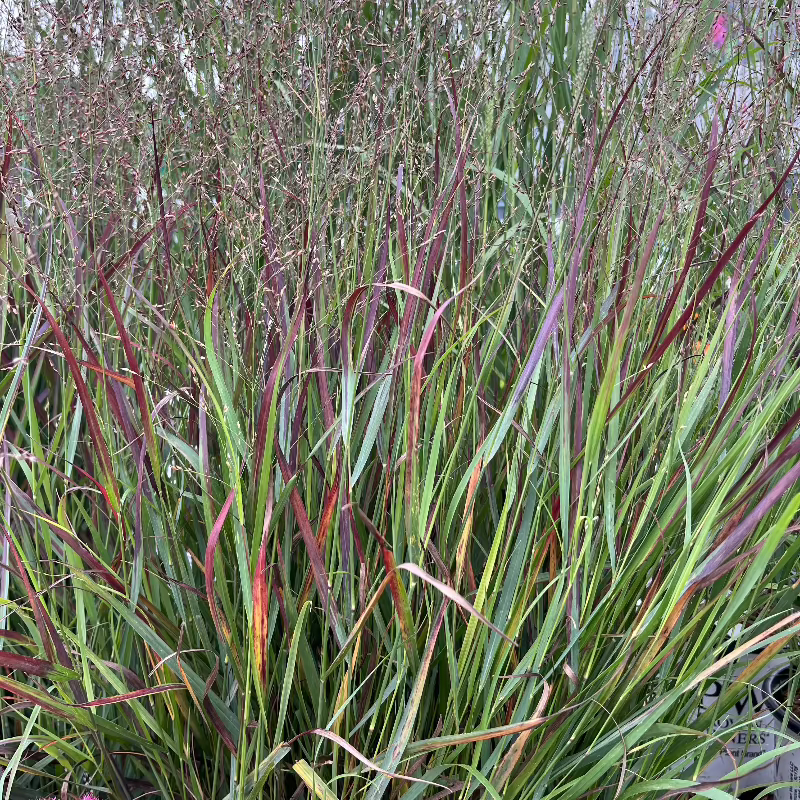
[766,712,800,799]
[693,656,787,790]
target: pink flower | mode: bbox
[710,13,728,49]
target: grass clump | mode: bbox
[0,1,799,798]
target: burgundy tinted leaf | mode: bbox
[23,287,119,511]
[396,165,410,284]
[646,115,719,357]
[299,471,340,607]
[426,137,470,285]
[204,699,237,754]
[78,684,185,708]
[42,512,126,595]
[353,506,414,656]
[203,656,220,702]
[0,676,84,721]
[342,285,370,437]
[612,149,800,418]
[54,318,140,459]
[761,406,800,465]
[253,530,270,689]
[704,292,758,458]
[727,428,800,519]
[0,652,66,679]
[514,292,564,405]
[202,657,237,754]
[275,443,343,645]
[692,458,800,587]
[79,361,136,389]
[0,630,34,647]
[98,269,160,490]
[1,523,53,666]
[205,487,236,645]
[397,133,470,361]
[103,662,146,691]
[360,201,390,375]
[289,375,310,472]
[0,522,82,703]
[103,203,194,282]
[254,288,305,484]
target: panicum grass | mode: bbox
[0,1,799,798]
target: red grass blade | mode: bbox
[0,523,83,703]
[102,203,194,283]
[693,460,800,589]
[407,289,469,566]
[645,114,719,359]
[253,530,270,690]
[0,652,73,680]
[202,656,237,754]
[360,201,390,375]
[78,684,185,708]
[275,443,343,645]
[341,285,369,444]
[21,285,120,513]
[513,292,564,405]
[78,361,136,389]
[205,488,237,648]
[0,676,89,722]
[396,166,410,284]
[299,472,340,607]
[98,269,161,493]
[254,288,305,484]
[611,148,799,419]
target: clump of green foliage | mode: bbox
[0,1,799,798]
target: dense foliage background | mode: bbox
[1,0,800,798]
